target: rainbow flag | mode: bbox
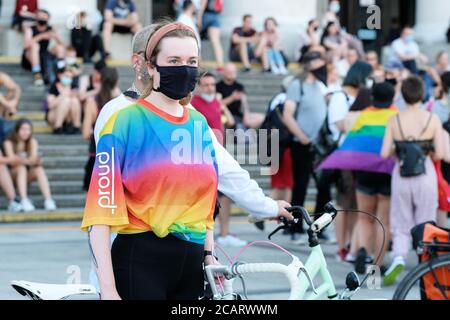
[319,106,398,174]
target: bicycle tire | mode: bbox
[393,254,450,300]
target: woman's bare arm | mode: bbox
[381,119,395,159]
[88,225,121,300]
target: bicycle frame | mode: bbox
[206,242,338,300]
[298,245,338,300]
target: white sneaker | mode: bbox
[8,200,23,213]
[21,198,35,212]
[216,235,248,247]
[270,64,281,75]
[384,256,406,286]
[279,65,288,75]
[44,199,57,211]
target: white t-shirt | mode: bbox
[335,59,351,79]
[328,91,356,142]
[177,13,201,48]
[94,94,133,144]
[391,38,420,61]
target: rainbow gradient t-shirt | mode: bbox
[81,99,219,244]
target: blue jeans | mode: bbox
[268,48,285,68]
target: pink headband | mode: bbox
[145,22,197,61]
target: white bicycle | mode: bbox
[11,203,384,300]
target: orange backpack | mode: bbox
[411,222,450,300]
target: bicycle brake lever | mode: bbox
[268,225,286,240]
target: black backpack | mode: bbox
[312,90,350,162]
[259,83,304,159]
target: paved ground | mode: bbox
[0,216,423,300]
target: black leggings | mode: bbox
[290,142,318,234]
[111,232,204,300]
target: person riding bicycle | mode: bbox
[81,21,292,300]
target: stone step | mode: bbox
[13,112,45,121]
[0,194,85,210]
[44,168,85,181]
[28,180,83,195]
[0,189,320,211]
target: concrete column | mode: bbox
[134,0,152,26]
[415,0,450,43]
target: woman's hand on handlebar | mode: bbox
[275,201,294,223]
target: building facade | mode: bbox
[0,0,448,59]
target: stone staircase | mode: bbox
[0,62,319,215]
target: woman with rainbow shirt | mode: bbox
[82,21,293,300]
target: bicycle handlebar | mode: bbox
[205,256,316,300]
[248,202,338,235]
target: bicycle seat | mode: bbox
[11,280,98,300]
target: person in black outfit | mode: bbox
[21,9,66,86]
[216,63,265,129]
[71,11,105,63]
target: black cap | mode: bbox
[372,82,395,108]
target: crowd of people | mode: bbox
[1,0,450,291]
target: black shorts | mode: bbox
[111,232,204,300]
[113,25,132,34]
[355,171,392,197]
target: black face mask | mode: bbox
[311,65,328,86]
[154,65,198,100]
[386,78,398,87]
[37,20,47,26]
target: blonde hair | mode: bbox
[141,19,199,106]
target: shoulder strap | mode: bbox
[396,114,406,140]
[419,112,434,138]
[294,81,304,119]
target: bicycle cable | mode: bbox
[307,209,386,268]
[335,209,387,287]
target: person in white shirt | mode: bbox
[335,47,359,80]
[176,0,201,49]
[391,27,421,74]
[89,22,292,292]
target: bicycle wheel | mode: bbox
[393,254,450,300]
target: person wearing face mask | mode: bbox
[83,21,293,300]
[22,9,66,86]
[46,67,81,135]
[282,51,328,243]
[391,26,421,75]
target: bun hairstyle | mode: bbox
[141,20,199,106]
